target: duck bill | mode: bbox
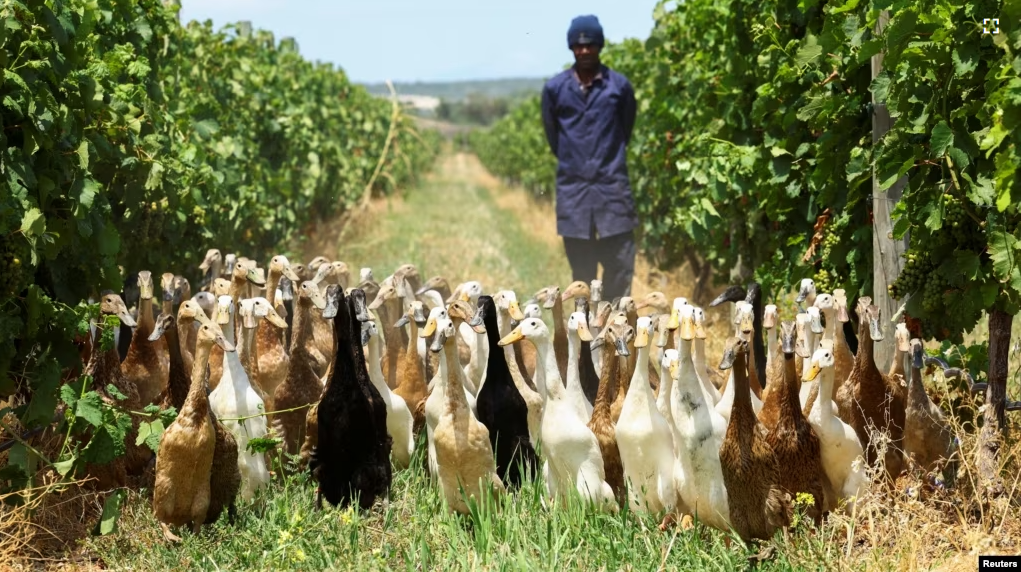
[421,317,437,337]
[350,290,369,322]
[507,301,525,321]
[498,326,524,347]
[836,301,849,323]
[781,332,797,355]
[429,330,446,353]
[542,291,557,309]
[117,307,137,328]
[667,309,680,331]
[869,316,884,341]
[614,337,630,357]
[796,282,812,303]
[810,312,824,334]
[911,342,924,369]
[266,310,287,329]
[679,316,696,341]
[242,312,259,329]
[632,326,649,349]
[577,320,594,342]
[459,290,471,303]
[394,314,411,328]
[311,289,327,311]
[763,311,776,330]
[412,304,427,324]
[147,317,168,342]
[694,321,707,339]
[216,304,231,326]
[279,278,294,302]
[215,331,236,353]
[718,347,736,370]
[668,361,680,379]
[467,308,485,331]
[283,265,300,282]
[803,363,822,382]
[738,314,754,335]
[199,250,219,273]
[361,326,372,347]
[897,331,911,352]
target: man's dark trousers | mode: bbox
[562,230,635,301]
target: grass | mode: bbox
[317,151,574,300]
[77,436,835,572]
[7,147,1021,570]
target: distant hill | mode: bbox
[360,78,547,102]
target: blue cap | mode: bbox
[567,15,604,48]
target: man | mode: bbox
[541,14,638,301]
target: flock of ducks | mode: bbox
[77,251,966,543]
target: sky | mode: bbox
[178,1,660,83]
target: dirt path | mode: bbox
[301,149,731,345]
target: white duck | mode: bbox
[208,296,270,501]
[715,301,763,423]
[363,319,415,469]
[493,290,543,445]
[798,306,831,412]
[564,311,595,420]
[655,321,679,429]
[690,306,721,405]
[668,303,730,531]
[615,316,676,514]
[804,343,868,513]
[500,318,616,511]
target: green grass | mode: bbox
[84,435,835,571]
[332,153,572,299]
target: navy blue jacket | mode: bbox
[541,65,638,239]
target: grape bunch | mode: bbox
[0,236,28,299]
[812,227,844,293]
[942,192,984,248]
[888,249,932,300]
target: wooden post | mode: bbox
[978,308,1012,504]
[871,10,908,372]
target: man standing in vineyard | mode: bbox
[541,15,638,300]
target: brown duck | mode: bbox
[718,336,792,541]
[834,298,905,480]
[152,315,234,541]
[588,321,628,504]
[121,271,169,406]
[759,321,826,525]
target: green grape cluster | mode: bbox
[920,272,949,314]
[888,249,932,299]
[0,236,27,299]
[941,193,984,248]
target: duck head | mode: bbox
[718,336,749,370]
[148,312,176,342]
[100,291,136,328]
[803,342,835,381]
[568,311,594,342]
[498,317,549,346]
[796,278,816,304]
[321,284,342,319]
[780,320,798,356]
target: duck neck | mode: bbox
[778,351,801,420]
[289,298,315,355]
[440,341,467,405]
[594,338,619,412]
[187,340,214,417]
[136,296,154,333]
[567,329,581,388]
[765,327,777,370]
[730,353,755,432]
[854,319,875,372]
[240,322,259,377]
[815,365,836,421]
[626,343,652,403]
[367,334,387,394]
[532,335,563,400]
[822,308,837,343]
[266,269,281,307]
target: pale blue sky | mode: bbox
[178,1,659,83]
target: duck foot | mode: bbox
[160,522,182,543]
[658,512,675,531]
